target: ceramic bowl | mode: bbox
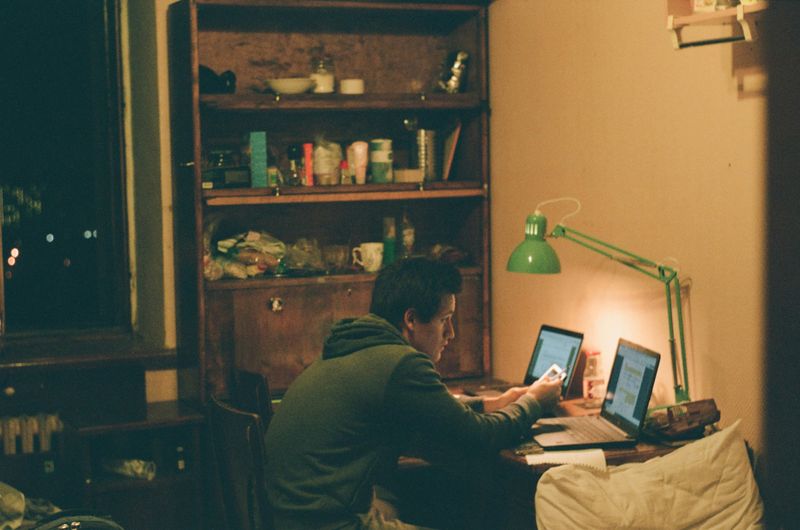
[266,77,316,94]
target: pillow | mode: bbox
[535,419,764,529]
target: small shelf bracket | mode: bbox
[668,3,764,50]
[737,4,759,42]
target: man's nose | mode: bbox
[445,319,455,339]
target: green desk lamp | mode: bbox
[507,198,690,403]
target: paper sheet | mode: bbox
[525,448,607,471]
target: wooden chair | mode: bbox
[208,394,273,530]
[231,369,274,428]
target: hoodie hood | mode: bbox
[322,313,410,360]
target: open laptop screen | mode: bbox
[601,339,660,436]
[524,325,583,392]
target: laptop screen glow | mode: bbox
[525,326,583,392]
[602,340,660,433]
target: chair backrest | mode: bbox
[208,395,273,530]
[29,511,125,530]
[232,369,274,427]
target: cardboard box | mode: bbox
[249,131,268,188]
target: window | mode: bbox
[0,0,129,335]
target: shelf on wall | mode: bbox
[204,266,483,291]
[72,401,205,435]
[201,92,482,112]
[89,470,200,495]
[196,0,483,11]
[203,181,487,206]
[667,1,768,49]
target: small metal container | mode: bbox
[415,129,437,181]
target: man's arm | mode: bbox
[456,384,560,414]
[481,387,529,413]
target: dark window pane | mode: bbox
[0,0,128,334]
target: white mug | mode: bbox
[352,242,383,272]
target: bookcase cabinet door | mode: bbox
[204,269,483,397]
[206,279,373,396]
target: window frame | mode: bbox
[0,0,131,339]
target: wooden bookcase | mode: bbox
[0,344,204,530]
[168,0,492,401]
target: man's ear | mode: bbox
[401,308,417,333]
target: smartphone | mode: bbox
[543,363,567,382]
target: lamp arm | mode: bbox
[552,224,690,402]
[670,277,691,402]
[553,225,665,281]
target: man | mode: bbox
[264,257,562,530]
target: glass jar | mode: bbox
[310,56,335,94]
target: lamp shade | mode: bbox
[506,213,561,274]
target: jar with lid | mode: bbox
[209,149,235,168]
[310,55,335,94]
[582,351,606,408]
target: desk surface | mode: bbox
[492,398,676,530]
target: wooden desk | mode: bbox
[404,391,676,529]
[488,398,676,530]
[492,441,675,529]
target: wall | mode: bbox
[125,0,179,402]
[489,1,766,450]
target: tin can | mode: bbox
[369,139,393,183]
[415,129,437,181]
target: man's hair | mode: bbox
[370,257,462,329]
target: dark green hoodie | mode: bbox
[264,314,543,530]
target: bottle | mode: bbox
[582,351,605,408]
[286,145,302,186]
[401,209,415,258]
[339,160,352,185]
[302,142,314,186]
[383,217,396,265]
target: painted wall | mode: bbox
[489,1,766,450]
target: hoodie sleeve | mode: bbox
[384,352,543,451]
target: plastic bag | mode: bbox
[0,481,24,530]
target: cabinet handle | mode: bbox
[346,288,352,296]
[179,161,195,167]
[3,386,15,397]
[269,297,284,312]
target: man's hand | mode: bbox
[525,377,562,410]
[482,386,529,413]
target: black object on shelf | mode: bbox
[199,65,236,94]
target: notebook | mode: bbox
[532,338,661,450]
[464,324,583,396]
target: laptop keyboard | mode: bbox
[557,416,623,442]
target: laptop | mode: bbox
[532,338,660,450]
[464,324,583,396]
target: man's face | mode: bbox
[403,294,456,363]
